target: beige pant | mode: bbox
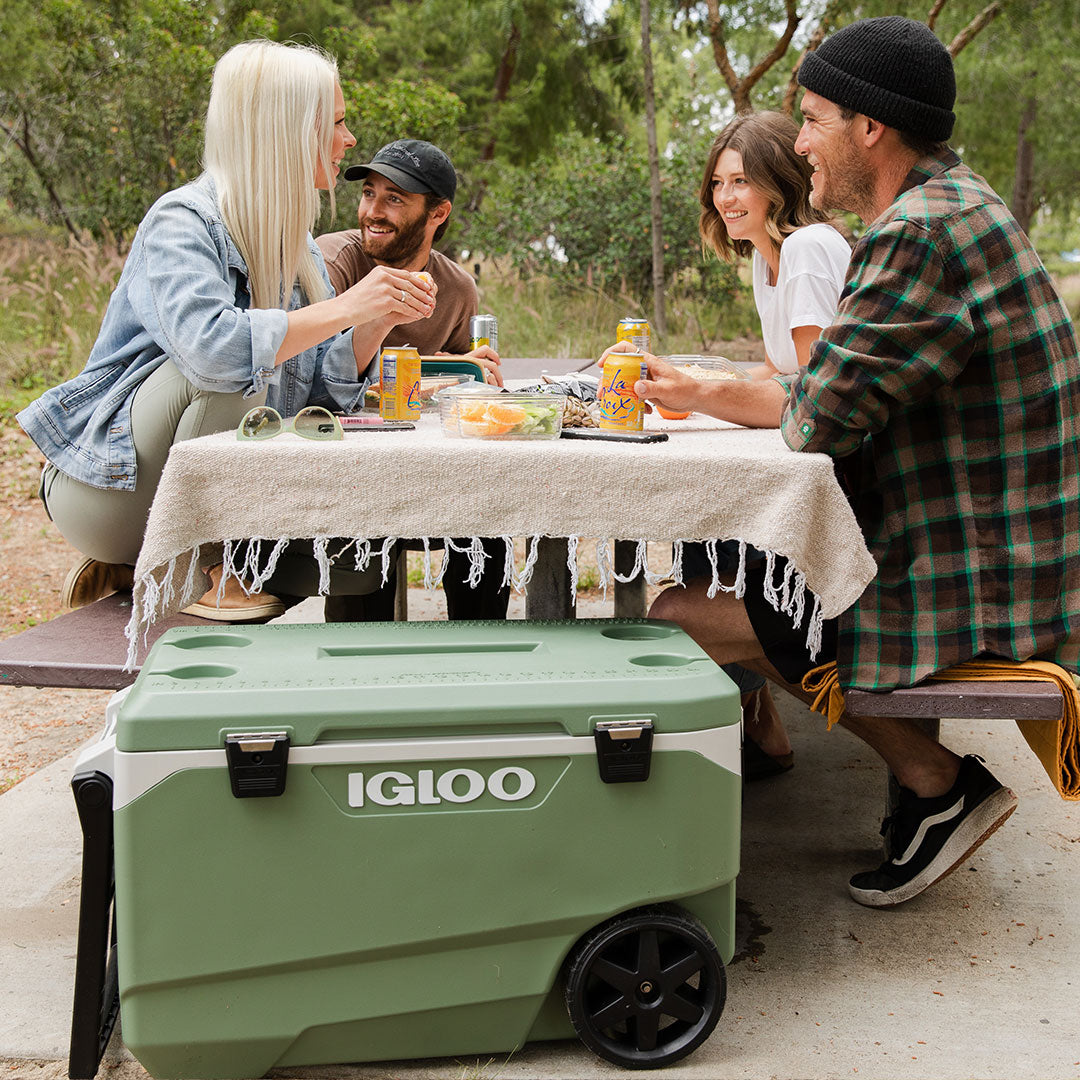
[41,359,260,566]
[41,359,382,598]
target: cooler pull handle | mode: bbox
[593,719,654,783]
[225,732,290,798]
[69,770,119,1080]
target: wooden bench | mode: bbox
[845,681,1065,725]
[845,681,1064,812]
[0,591,213,690]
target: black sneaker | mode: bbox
[848,755,1017,907]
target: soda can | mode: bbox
[469,314,499,353]
[379,346,422,421]
[599,352,646,432]
[616,316,651,353]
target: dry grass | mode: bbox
[475,262,764,361]
[0,230,124,419]
[1056,272,1080,322]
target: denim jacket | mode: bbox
[18,174,372,491]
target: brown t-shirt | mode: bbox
[315,231,477,354]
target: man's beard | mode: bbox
[811,128,875,220]
[360,210,429,266]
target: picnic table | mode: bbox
[123,407,878,667]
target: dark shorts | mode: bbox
[741,558,838,686]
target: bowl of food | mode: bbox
[439,387,565,440]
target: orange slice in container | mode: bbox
[486,402,527,432]
[457,400,527,436]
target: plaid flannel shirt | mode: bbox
[781,149,1080,691]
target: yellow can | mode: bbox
[379,346,422,421]
[599,352,646,431]
[616,316,651,353]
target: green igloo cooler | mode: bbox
[69,619,741,1077]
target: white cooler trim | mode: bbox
[104,725,741,809]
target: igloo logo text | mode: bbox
[347,765,536,808]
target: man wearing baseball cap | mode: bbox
[626,17,1080,906]
[316,139,508,623]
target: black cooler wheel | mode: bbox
[564,905,726,1069]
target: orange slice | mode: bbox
[487,402,527,425]
[457,400,527,436]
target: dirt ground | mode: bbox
[0,430,113,795]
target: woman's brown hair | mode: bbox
[698,110,832,263]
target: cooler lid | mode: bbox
[116,619,739,752]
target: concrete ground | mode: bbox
[2,588,1077,1080]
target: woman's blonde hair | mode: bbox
[204,40,338,310]
[699,111,833,263]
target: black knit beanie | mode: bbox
[798,16,955,142]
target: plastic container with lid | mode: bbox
[663,355,748,381]
[439,386,565,440]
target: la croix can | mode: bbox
[616,316,651,353]
[379,346,421,421]
[469,314,498,353]
[599,352,646,431]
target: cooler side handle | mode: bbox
[68,770,119,1080]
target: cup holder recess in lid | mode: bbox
[601,625,679,642]
[159,664,239,680]
[628,653,701,668]
[169,634,253,650]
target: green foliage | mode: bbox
[1,0,222,234]
[468,129,743,311]
[950,0,1080,219]
[4,0,1078,348]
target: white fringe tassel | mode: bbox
[123,533,827,669]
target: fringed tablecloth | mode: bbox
[125,414,877,667]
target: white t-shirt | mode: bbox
[751,223,852,374]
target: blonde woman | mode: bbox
[19,40,432,619]
[691,111,851,778]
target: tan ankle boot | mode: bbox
[62,557,135,609]
[181,565,285,622]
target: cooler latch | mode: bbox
[593,719,654,784]
[225,732,290,798]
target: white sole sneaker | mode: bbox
[848,755,1018,908]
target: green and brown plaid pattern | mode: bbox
[782,150,1080,691]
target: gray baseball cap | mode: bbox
[344,139,457,202]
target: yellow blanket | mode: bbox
[801,659,1080,801]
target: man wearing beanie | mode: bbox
[631,16,1080,907]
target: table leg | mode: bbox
[614,539,647,618]
[525,538,574,619]
[394,549,408,621]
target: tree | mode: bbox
[468,128,741,313]
[948,0,1080,231]
[0,0,468,238]
[640,0,667,336]
[0,0,226,238]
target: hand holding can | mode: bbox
[599,352,647,432]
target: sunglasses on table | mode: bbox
[236,405,343,442]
